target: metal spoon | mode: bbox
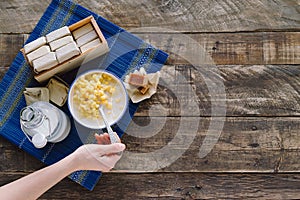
[98,105,120,144]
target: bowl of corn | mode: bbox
[68,70,128,129]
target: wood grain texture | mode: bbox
[1,173,299,199]
[136,32,300,65]
[1,64,300,117]
[0,0,299,33]
[1,35,300,116]
[0,138,45,172]
[0,0,50,34]
[0,1,299,198]
[1,117,299,173]
[118,117,300,172]
[0,31,299,71]
[134,64,300,117]
[0,138,26,172]
[1,31,299,85]
[0,34,25,80]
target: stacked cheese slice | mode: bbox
[23,24,102,73]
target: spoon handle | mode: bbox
[98,106,119,144]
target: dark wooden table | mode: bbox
[1,0,300,199]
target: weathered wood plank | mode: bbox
[137,32,300,65]
[1,117,299,172]
[117,148,300,173]
[0,34,25,80]
[0,1,50,34]
[22,32,300,65]
[0,137,45,172]
[0,0,299,33]
[134,64,300,117]
[117,117,300,172]
[1,38,300,117]
[1,173,299,199]
[0,138,26,172]
[11,145,291,173]
[125,117,300,151]
[0,32,299,81]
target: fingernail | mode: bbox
[118,143,126,150]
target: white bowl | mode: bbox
[68,70,128,129]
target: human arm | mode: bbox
[0,133,125,200]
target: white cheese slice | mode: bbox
[55,41,80,63]
[46,26,71,43]
[80,38,101,53]
[24,36,47,54]
[26,45,51,65]
[76,30,98,47]
[49,35,74,51]
[33,52,58,73]
[72,23,94,39]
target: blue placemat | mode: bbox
[0,0,168,190]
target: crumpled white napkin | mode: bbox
[124,67,160,103]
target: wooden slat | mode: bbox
[117,117,300,172]
[1,36,300,116]
[117,149,300,173]
[0,36,299,171]
[0,31,299,81]
[136,32,300,65]
[0,173,299,199]
[0,137,45,172]
[0,32,299,68]
[1,117,299,172]
[0,0,299,33]
[125,117,300,151]
[134,64,300,117]
[0,138,26,172]
[0,0,50,34]
[0,34,25,80]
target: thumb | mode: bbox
[100,143,126,155]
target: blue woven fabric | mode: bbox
[0,0,168,190]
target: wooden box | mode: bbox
[21,16,109,83]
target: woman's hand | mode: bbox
[0,133,125,200]
[70,133,125,172]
